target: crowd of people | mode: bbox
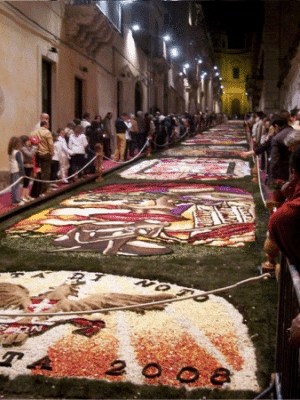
[242,108,300,269]
[7,110,223,206]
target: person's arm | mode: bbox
[240,150,254,159]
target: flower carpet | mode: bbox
[119,158,251,181]
[0,121,274,398]
[162,145,246,158]
[182,132,248,146]
[6,183,255,255]
[0,270,259,391]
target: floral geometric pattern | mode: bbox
[6,183,255,254]
[0,271,260,391]
[182,132,248,146]
[162,145,247,158]
[119,158,251,181]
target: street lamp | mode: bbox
[170,47,179,58]
[131,24,140,32]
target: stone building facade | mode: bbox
[0,0,220,183]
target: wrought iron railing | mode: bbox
[274,257,300,399]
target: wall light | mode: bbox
[170,47,179,58]
[131,24,140,32]
[163,34,171,42]
[184,63,190,69]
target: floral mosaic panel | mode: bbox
[7,183,255,255]
[0,271,259,391]
[119,158,251,181]
[162,145,247,158]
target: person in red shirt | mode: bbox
[268,147,300,266]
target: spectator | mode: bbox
[290,108,300,131]
[7,136,25,206]
[102,112,114,156]
[268,116,293,202]
[64,121,76,144]
[81,112,91,131]
[68,124,88,180]
[31,120,54,195]
[20,135,37,202]
[57,128,72,183]
[85,120,103,173]
[127,113,138,158]
[50,131,61,186]
[114,113,129,162]
[284,128,300,153]
[94,115,110,158]
[124,115,132,160]
[251,111,265,145]
[268,147,300,265]
[59,128,72,181]
[34,112,50,130]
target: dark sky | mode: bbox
[164,0,264,35]
[200,0,264,34]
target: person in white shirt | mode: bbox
[68,125,88,180]
[57,128,73,183]
[80,112,91,131]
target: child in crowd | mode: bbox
[57,128,72,184]
[20,135,37,202]
[7,136,25,206]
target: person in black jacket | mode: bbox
[85,120,103,174]
[114,113,129,161]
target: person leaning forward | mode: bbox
[31,120,54,195]
[114,113,128,161]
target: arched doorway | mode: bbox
[135,81,143,114]
[231,98,241,118]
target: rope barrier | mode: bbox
[0,155,97,196]
[255,155,267,208]
[152,128,190,148]
[103,138,149,164]
[0,273,271,318]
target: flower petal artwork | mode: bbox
[119,158,251,181]
[162,146,247,158]
[6,183,255,254]
[0,271,260,392]
[182,135,248,146]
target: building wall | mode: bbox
[0,1,153,176]
[259,0,300,114]
[280,48,300,111]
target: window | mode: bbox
[233,67,240,79]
